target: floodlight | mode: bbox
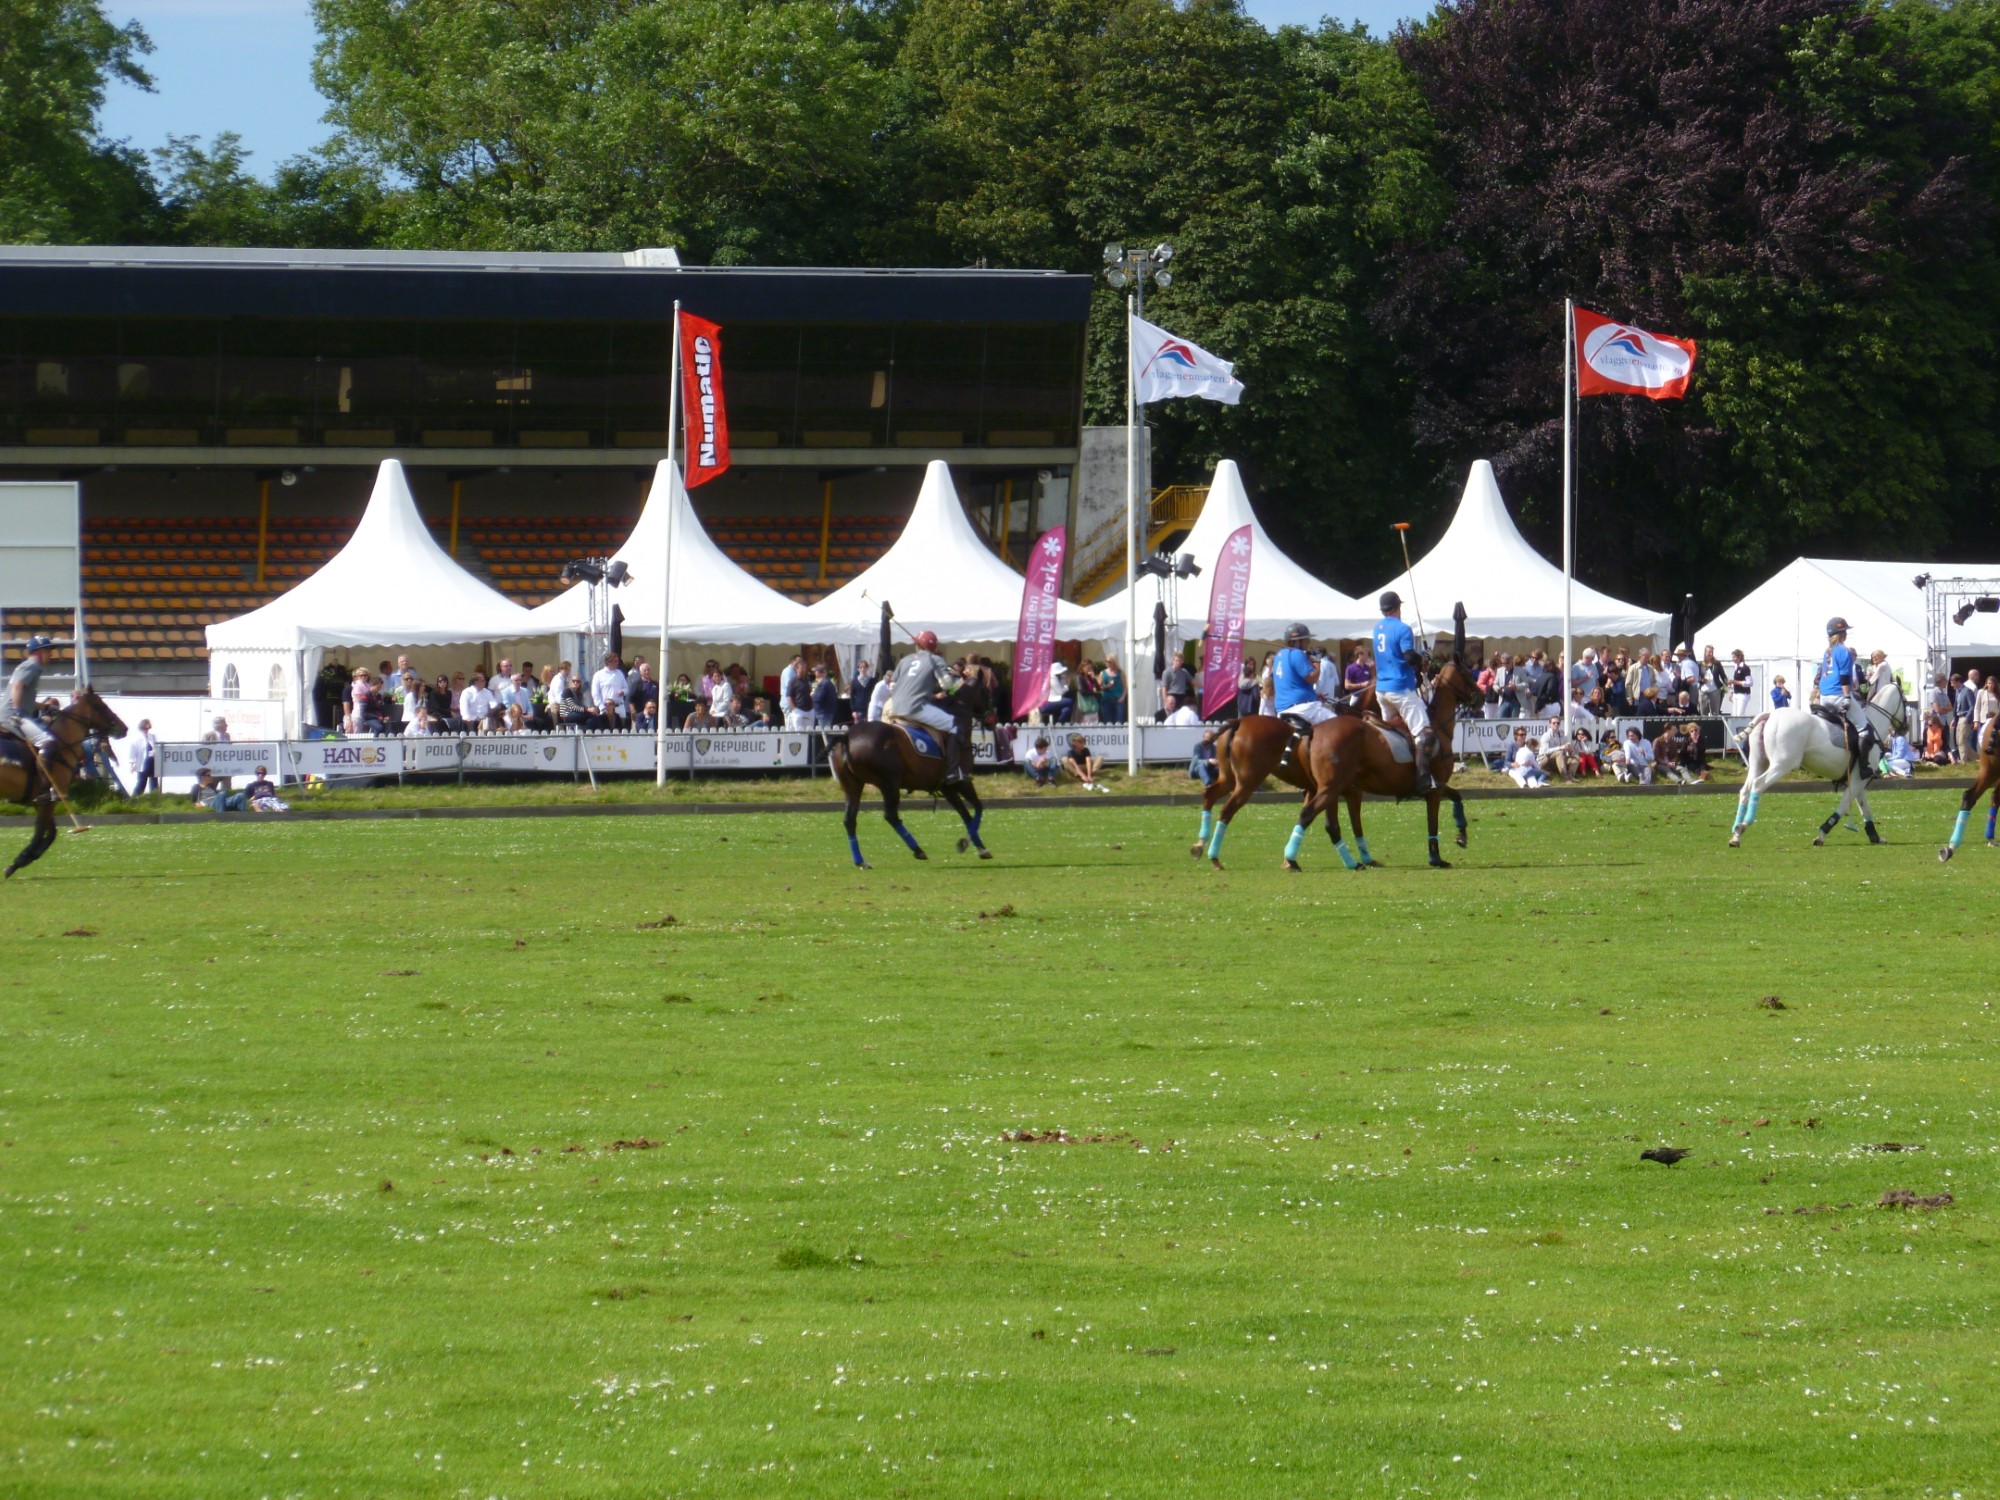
[603,559,631,587]
[1914,572,1932,590]
[1173,552,1201,580]
[1105,267,1128,288]
[1153,243,1174,263]
[1154,270,1172,289]
[1103,243,1124,265]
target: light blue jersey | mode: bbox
[1818,643,1857,698]
[1272,648,1317,710]
[1373,617,1417,691]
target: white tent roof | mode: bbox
[1697,557,2000,672]
[205,459,532,651]
[1373,460,1669,644]
[797,460,1093,644]
[1078,459,1369,641]
[525,460,812,645]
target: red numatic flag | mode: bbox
[1574,307,1697,399]
[679,313,729,486]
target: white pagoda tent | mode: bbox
[1698,556,2000,706]
[1373,460,1669,649]
[797,460,1096,645]
[525,460,812,666]
[205,459,537,729]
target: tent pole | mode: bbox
[657,303,682,787]
[1125,294,1139,778]
[1562,297,1574,741]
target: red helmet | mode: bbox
[915,630,940,652]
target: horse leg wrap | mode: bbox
[1451,800,1467,832]
[1428,834,1445,866]
[1198,809,1214,845]
[1864,819,1881,845]
[1986,806,1997,841]
[1355,835,1374,865]
[1207,822,1229,861]
[1284,825,1306,863]
[1952,809,1970,849]
[1819,811,1841,838]
[893,822,922,853]
[1746,792,1761,825]
[1334,839,1360,870]
[847,834,866,867]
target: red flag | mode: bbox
[1011,527,1067,720]
[1200,524,1253,720]
[678,313,729,487]
[1574,307,1697,400]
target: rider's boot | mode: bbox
[1857,728,1880,778]
[942,734,968,786]
[1412,729,1438,794]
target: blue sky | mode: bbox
[100,1,1429,176]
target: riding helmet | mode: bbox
[915,629,940,651]
[1284,623,1311,644]
[1826,617,1850,638]
[1379,591,1401,613]
[23,635,52,652]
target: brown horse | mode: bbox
[829,675,991,869]
[1940,717,2000,861]
[0,690,127,878]
[1194,617,1478,871]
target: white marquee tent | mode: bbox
[525,460,813,652]
[205,459,537,729]
[1373,460,1669,649]
[797,460,1096,646]
[1697,556,2000,704]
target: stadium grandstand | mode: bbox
[0,246,1091,689]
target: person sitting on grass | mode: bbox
[1189,728,1219,787]
[243,765,290,812]
[1653,726,1697,785]
[1623,725,1656,785]
[1063,733,1109,792]
[191,768,247,812]
[1570,726,1601,778]
[1506,726,1547,789]
[1885,731,1916,777]
[1024,736,1058,787]
[1680,723,1712,782]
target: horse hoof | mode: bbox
[857,861,873,871]
[1189,842,1206,858]
[1209,858,1225,873]
[1455,835,1468,849]
[1812,836,1826,847]
[957,837,970,854]
[1429,859,1451,869]
[913,849,928,861]
[1364,859,1384,869]
[1728,834,1741,848]
[1939,846,1954,863]
[1284,859,1302,873]
[978,848,993,860]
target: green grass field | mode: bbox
[4,789,1994,1498]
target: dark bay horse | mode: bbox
[830,675,992,868]
[1941,717,2000,861]
[0,691,126,878]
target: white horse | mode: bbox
[1729,682,1905,848]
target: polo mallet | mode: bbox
[1392,521,1427,643]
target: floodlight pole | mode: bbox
[656,300,682,786]
[1125,292,1140,777]
[1561,296,1575,741]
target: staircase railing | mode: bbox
[1070,484,1209,602]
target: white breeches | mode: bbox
[1378,688,1429,736]
[1280,700,1335,726]
[908,704,956,734]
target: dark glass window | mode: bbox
[890,328,984,447]
[797,327,891,447]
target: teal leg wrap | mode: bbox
[1951,809,1970,848]
[1355,835,1373,864]
[1198,809,1213,844]
[1284,825,1306,862]
[1334,839,1359,870]
[1746,792,1761,825]
[1207,822,1228,860]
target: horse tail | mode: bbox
[829,733,862,801]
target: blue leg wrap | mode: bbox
[1987,806,1997,840]
[1198,809,1214,844]
[1207,822,1228,860]
[894,822,922,853]
[848,834,865,866]
[1284,825,1306,862]
[1334,839,1359,870]
[1746,792,1761,825]
[1355,835,1373,864]
[1951,809,1970,848]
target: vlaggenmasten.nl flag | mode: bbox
[1574,307,1697,399]
[1132,315,1244,406]
[678,312,730,486]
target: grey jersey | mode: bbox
[890,651,953,718]
[6,658,41,716]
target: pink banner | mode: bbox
[1200,524,1253,719]
[1011,527,1067,719]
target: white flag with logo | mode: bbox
[1131,315,1244,406]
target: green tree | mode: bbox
[0,0,159,241]
[152,134,384,248]
[311,0,891,262]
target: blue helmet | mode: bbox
[1826,617,1850,638]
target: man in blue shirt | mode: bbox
[1372,592,1435,793]
[1816,616,1875,774]
[1272,623,1331,728]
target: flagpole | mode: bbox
[1561,296,1574,742]
[655,300,682,786]
[1125,292,1140,778]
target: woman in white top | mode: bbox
[1257,652,1276,717]
[867,675,893,722]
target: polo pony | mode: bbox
[829,672,992,868]
[1196,605,1475,871]
[1939,717,2000,861]
[1729,679,1906,848]
[0,690,126,877]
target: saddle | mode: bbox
[1361,714,1416,765]
[882,714,949,760]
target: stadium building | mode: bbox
[0,246,1093,689]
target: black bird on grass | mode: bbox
[1640,1147,1691,1166]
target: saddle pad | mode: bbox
[885,717,944,759]
[1365,717,1415,764]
